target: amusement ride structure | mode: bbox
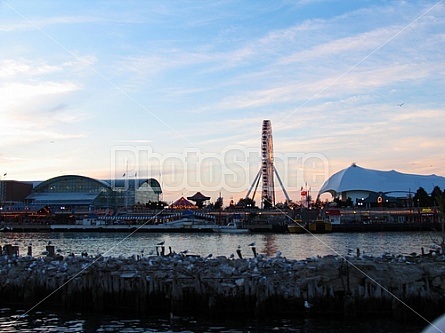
[246,120,290,208]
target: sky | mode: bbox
[1,0,445,205]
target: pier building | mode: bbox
[0,180,33,203]
[319,163,445,205]
[24,175,162,213]
[0,175,162,221]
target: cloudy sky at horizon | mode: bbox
[1,0,445,204]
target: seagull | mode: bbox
[170,312,181,322]
[304,300,313,309]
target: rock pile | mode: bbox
[0,250,444,319]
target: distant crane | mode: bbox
[245,120,290,208]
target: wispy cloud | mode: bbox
[1,0,444,198]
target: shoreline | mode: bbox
[0,222,442,233]
[1,250,444,320]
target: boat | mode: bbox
[213,222,250,233]
[287,219,306,234]
[308,219,332,233]
[50,210,220,233]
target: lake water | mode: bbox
[0,307,430,333]
[0,230,443,332]
[1,230,442,260]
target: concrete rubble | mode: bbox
[0,247,444,319]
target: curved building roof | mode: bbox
[319,164,445,198]
[33,175,162,194]
[33,175,111,193]
[103,178,162,194]
[27,175,162,209]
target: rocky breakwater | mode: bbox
[0,251,445,319]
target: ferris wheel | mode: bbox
[246,120,290,208]
[261,120,275,207]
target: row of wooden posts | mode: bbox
[1,244,55,257]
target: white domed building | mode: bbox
[318,163,445,205]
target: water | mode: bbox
[0,231,440,260]
[0,231,443,332]
[0,307,428,332]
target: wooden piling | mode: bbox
[46,245,55,257]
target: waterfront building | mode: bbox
[23,175,162,214]
[0,180,33,203]
[319,163,445,205]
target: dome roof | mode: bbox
[319,164,445,198]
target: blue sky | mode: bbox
[1,0,445,204]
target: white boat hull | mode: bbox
[212,227,250,233]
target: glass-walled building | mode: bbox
[25,175,162,213]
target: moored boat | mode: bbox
[287,219,306,234]
[213,222,250,233]
[308,219,332,233]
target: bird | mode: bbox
[170,312,181,322]
[398,103,404,107]
[248,242,256,247]
[236,245,243,259]
[156,240,165,246]
[304,300,313,309]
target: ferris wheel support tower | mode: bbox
[245,120,290,208]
